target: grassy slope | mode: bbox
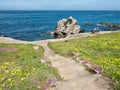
[0,44,60,90]
[49,32,120,90]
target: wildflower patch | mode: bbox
[0,48,18,52]
[0,44,61,90]
[80,60,102,74]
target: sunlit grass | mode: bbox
[0,44,60,90]
[49,32,120,90]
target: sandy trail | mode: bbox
[0,31,114,90]
[35,41,112,90]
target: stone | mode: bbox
[79,29,86,33]
[46,31,54,35]
[33,46,39,51]
[71,51,81,57]
[100,23,120,29]
[84,21,90,25]
[40,59,46,64]
[91,27,100,34]
[54,16,81,38]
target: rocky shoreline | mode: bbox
[0,31,119,44]
[100,23,120,29]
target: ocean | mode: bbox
[0,10,120,41]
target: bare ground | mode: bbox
[35,41,113,90]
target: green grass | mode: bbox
[0,44,61,90]
[49,32,120,90]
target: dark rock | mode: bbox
[64,40,68,42]
[0,35,8,37]
[84,21,90,25]
[79,29,86,33]
[47,32,54,35]
[100,23,120,29]
[91,27,100,34]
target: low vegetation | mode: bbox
[0,44,60,90]
[49,32,120,90]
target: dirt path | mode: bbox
[0,31,114,90]
[35,41,112,90]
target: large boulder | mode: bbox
[54,16,81,38]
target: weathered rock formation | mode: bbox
[54,16,81,38]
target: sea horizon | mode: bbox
[0,10,120,11]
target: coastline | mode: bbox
[0,31,119,44]
[0,30,119,90]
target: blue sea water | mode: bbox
[0,10,120,41]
